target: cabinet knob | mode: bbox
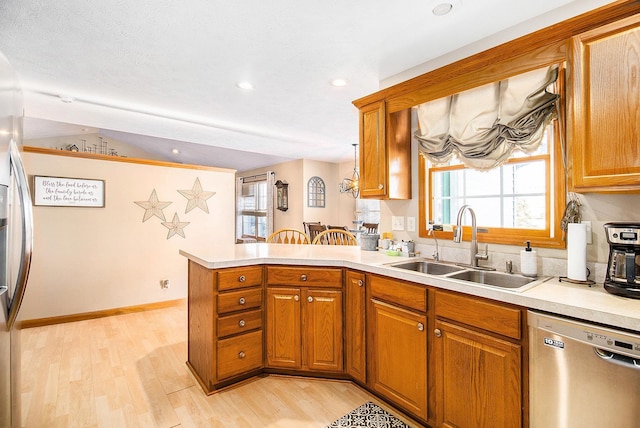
[294,295,299,302]
[238,351,246,359]
[307,296,314,303]
[417,322,424,331]
[378,184,384,190]
[238,297,246,305]
[358,279,364,287]
[238,275,246,283]
[434,328,442,338]
[300,274,308,281]
[238,319,246,327]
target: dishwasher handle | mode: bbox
[594,347,640,370]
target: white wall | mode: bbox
[239,159,356,233]
[22,150,236,320]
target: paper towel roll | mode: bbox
[567,223,587,281]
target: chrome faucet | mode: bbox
[428,225,439,261]
[453,205,489,268]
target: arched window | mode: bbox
[307,176,325,208]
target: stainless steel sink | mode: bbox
[389,261,465,276]
[446,269,538,290]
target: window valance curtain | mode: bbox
[415,65,559,170]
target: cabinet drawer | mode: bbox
[217,287,263,314]
[218,266,263,291]
[435,291,522,339]
[217,330,263,380]
[369,275,427,312]
[267,266,342,288]
[217,309,263,338]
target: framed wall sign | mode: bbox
[33,175,105,207]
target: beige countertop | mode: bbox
[180,243,640,332]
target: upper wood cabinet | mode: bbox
[359,101,411,199]
[569,13,640,192]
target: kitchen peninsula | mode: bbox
[180,243,640,427]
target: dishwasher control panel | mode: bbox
[529,311,640,358]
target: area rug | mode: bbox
[326,401,410,428]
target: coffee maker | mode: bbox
[604,222,640,299]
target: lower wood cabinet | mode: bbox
[345,270,366,384]
[187,261,527,427]
[367,274,429,422]
[434,290,524,428]
[187,261,264,394]
[266,266,343,373]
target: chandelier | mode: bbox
[339,143,359,198]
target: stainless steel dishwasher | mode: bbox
[528,311,640,428]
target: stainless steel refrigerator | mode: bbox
[0,51,33,428]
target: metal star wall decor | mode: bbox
[161,212,190,239]
[134,189,172,222]
[178,178,216,214]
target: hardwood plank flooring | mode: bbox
[20,302,420,427]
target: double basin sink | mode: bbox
[387,259,549,292]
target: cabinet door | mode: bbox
[435,319,522,428]
[570,15,640,192]
[370,299,427,420]
[345,271,366,383]
[359,100,387,198]
[266,287,301,369]
[304,289,343,372]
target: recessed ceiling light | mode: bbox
[432,2,453,16]
[172,148,180,155]
[236,81,254,90]
[331,78,348,87]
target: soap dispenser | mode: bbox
[520,241,537,277]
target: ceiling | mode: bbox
[0,0,614,171]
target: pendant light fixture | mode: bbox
[339,143,359,198]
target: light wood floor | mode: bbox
[20,302,419,427]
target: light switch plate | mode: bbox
[581,220,592,244]
[392,216,405,231]
[407,217,416,232]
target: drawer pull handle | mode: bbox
[238,351,246,359]
[238,297,246,305]
[238,319,246,327]
[300,274,308,282]
[294,295,299,302]
[417,323,424,331]
[358,279,364,287]
[434,328,442,337]
[308,296,313,303]
[238,275,246,282]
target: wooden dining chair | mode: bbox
[362,223,379,234]
[311,229,358,246]
[327,225,348,231]
[266,228,310,244]
[303,221,322,237]
[306,224,326,242]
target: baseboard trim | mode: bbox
[21,298,186,329]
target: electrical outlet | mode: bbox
[406,217,416,232]
[160,279,170,289]
[391,216,405,231]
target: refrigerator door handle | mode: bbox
[6,139,33,329]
